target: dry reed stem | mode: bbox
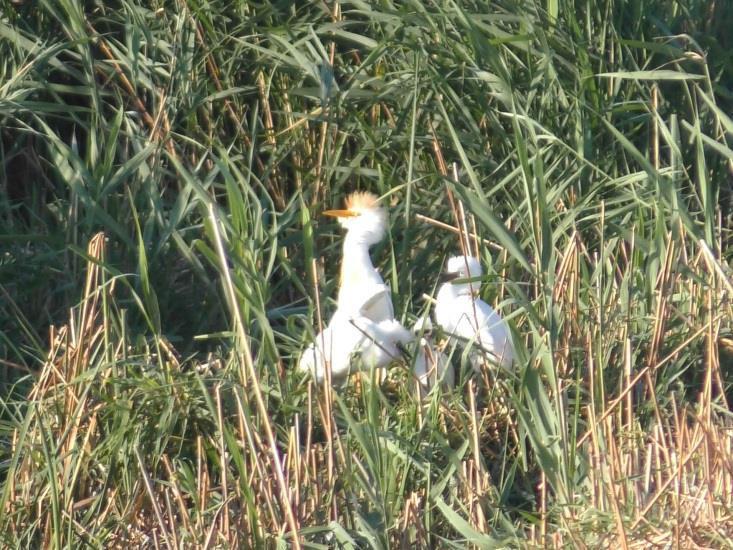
[576,312,724,449]
[161,455,192,536]
[208,206,301,546]
[135,446,172,550]
[415,213,503,252]
[215,384,230,536]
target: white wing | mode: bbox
[354,284,394,322]
[466,299,513,370]
[437,294,514,371]
[300,313,413,384]
[352,317,412,369]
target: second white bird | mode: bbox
[435,255,514,372]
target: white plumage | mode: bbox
[435,255,514,372]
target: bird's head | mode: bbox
[442,255,483,296]
[323,191,387,246]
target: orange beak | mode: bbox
[322,209,359,218]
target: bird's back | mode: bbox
[436,290,514,370]
[473,299,513,369]
[435,289,477,336]
[355,317,412,368]
[299,311,412,383]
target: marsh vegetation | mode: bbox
[1,0,732,546]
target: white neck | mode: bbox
[437,282,457,303]
[338,234,384,303]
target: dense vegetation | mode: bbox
[2,0,732,546]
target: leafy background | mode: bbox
[1,0,732,547]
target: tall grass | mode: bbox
[1,0,732,546]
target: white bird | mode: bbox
[322,191,393,321]
[435,255,514,372]
[298,311,413,385]
[411,316,454,392]
[299,191,413,385]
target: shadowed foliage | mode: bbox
[1,0,732,547]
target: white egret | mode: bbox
[435,255,514,372]
[322,191,393,321]
[299,191,413,385]
[412,316,454,391]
